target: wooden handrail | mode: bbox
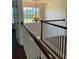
[42,21,67,30]
[42,19,65,22]
[21,22,59,59]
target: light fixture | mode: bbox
[32,0,42,22]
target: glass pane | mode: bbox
[23,7,40,23]
[12,8,14,24]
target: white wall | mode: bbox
[22,24,41,59]
[45,9,66,20]
[43,9,67,38]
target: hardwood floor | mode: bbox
[12,29,27,59]
[12,46,27,59]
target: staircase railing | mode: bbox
[21,22,59,59]
[40,19,67,59]
[21,19,67,59]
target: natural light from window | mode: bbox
[23,7,40,23]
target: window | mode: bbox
[23,7,40,23]
[12,8,15,24]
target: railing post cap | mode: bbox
[21,22,23,25]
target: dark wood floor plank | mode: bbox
[12,46,27,59]
[12,29,27,59]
